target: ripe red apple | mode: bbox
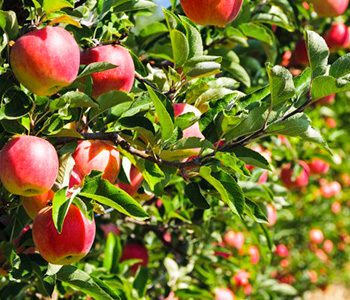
[80,45,135,98]
[294,40,308,66]
[324,240,334,253]
[120,242,149,273]
[308,270,318,283]
[324,23,350,52]
[310,229,324,244]
[326,117,337,128]
[320,181,341,198]
[223,231,245,251]
[311,0,349,17]
[0,136,59,196]
[244,284,252,296]
[317,94,335,105]
[315,249,328,262]
[307,159,330,175]
[267,204,277,226]
[280,259,289,268]
[215,288,235,300]
[116,165,144,197]
[22,189,55,219]
[280,161,310,189]
[331,201,341,213]
[69,167,83,188]
[248,245,260,264]
[73,140,121,183]
[32,205,96,265]
[234,270,250,286]
[276,244,289,257]
[100,223,120,239]
[10,27,80,96]
[180,0,243,26]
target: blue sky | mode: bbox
[157,0,171,7]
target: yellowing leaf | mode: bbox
[43,0,73,15]
[49,14,81,28]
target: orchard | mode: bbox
[3,0,350,299]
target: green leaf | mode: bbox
[103,233,122,273]
[133,267,149,298]
[180,16,203,59]
[231,146,271,171]
[53,91,98,110]
[185,182,210,210]
[0,10,18,39]
[80,179,149,220]
[55,153,75,189]
[146,86,174,140]
[77,62,117,79]
[43,0,73,15]
[245,199,269,223]
[52,188,71,233]
[169,29,189,67]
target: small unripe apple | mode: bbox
[324,240,334,253]
[280,161,310,189]
[120,242,149,274]
[10,27,80,96]
[73,140,121,184]
[310,229,324,244]
[22,189,55,219]
[180,0,243,26]
[324,23,350,52]
[311,0,349,17]
[117,165,144,197]
[0,136,59,196]
[248,245,260,264]
[307,159,330,175]
[214,288,235,300]
[267,204,277,226]
[276,244,289,257]
[233,270,250,286]
[81,45,135,98]
[223,231,244,250]
[33,205,96,265]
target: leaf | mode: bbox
[80,179,149,220]
[77,62,117,79]
[311,75,350,100]
[52,188,72,233]
[133,267,149,298]
[231,146,271,170]
[185,182,210,210]
[169,29,189,67]
[0,10,18,39]
[146,86,174,140]
[245,199,269,223]
[180,16,203,59]
[49,14,81,27]
[56,265,115,300]
[43,0,73,15]
[199,166,245,217]
[56,91,98,109]
[103,233,122,273]
[55,153,75,189]
[329,53,350,78]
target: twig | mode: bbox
[135,72,173,100]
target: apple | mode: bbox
[280,259,289,268]
[32,205,96,265]
[100,223,120,239]
[73,140,121,184]
[116,165,144,197]
[120,242,149,273]
[22,189,55,219]
[165,292,179,300]
[80,45,135,98]
[326,117,337,129]
[320,181,341,198]
[294,40,308,66]
[248,246,260,264]
[276,244,289,257]
[69,167,83,188]
[0,136,59,196]
[331,201,341,213]
[308,270,318,283]
[280,161,310,189]
[324,240,334,253]
[315,249,328,262]
[317,94,335,105]
[223,231,244,250]
[234,270,250,286]
[10,27,80,96]
[310,229,324,244]
[324,23,350,52]
[244,284,252,296]
[267,204,277,226]
[214,288,235,300]
[311,0,349,17]
[307,159,329,175]
[180,0,243,26]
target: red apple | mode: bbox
[100,223,120,239]
[308,270,318,283]
[267,204,277,226]
[215,288,235,300]
[280,259,289,268]
[234,270,250,286]
[117,165,144,197]
[10,27,80,96]
[0,136,59,196]
[331,201,341,213]
[165,292,179,300]
[326,117,337,128]
[307,159,330,175]
[324,240,334,253]
[120,242,149,273]
[317,94,335,105]
[69,167,83,188]
[280,161,310,189]
[80,45,135,98]
[223,231,244,251]
[294,40,308,66]
[73,140,121,184]
[22,189,55,219]
[311,0,349,17]
[324,23,350,51]
[248,245,260,264]
[32,205,96,265]
[180,0,243,26]
[244,284,252,296]
[310,229,324,244]
[315,249,328,262]
[320,181,341,198]
[276,244,289,257]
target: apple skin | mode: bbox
[276,244,289,257]
[307,159,329,175]
[294,40,308,66]
[234,270,250,286]
[180,0,243,26]
[223,231,244,251]
[10,27,80,96]
[320,181,341,198]
[22,189,55,220]
[117,165,144,197]
[80,45,135,98]
[324,23,350,52]
[69,167,83,188]
[248,246,260,264]
[280,161,310,189]
[214,288,235,300]
[324,240,334,253]
[120,242,149,274]
[310,229,324,244]
[32,205,96,265]
[73,140,121,184]
[267,204,277,226]
[0,136,59,196]
[331,201,341,213]
[308,270,318,283]
[311,0,349,17]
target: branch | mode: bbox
[135,72,173,100]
